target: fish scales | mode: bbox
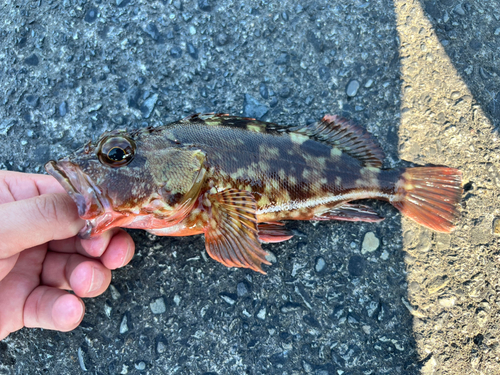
[159,121,398,218]
[46,113,463,273]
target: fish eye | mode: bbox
[98,136,136,167]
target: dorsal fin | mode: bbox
[182,113,289,134]
[182,113,384,167]
[290,115,385,168]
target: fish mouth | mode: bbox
[45,160,109,239]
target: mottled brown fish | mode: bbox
[46,114,462,273]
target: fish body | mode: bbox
[46,114,462,273]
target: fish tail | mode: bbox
[390,167,462,233]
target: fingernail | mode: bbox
[89,267,105,293]
[76,300,85,322]
[120,242,132,268]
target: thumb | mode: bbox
[0,193,84,259]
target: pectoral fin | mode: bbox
[204,189,271,273]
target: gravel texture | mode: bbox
[1,0,499,374]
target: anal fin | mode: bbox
[204,189,270,273]
[312,203,384,222]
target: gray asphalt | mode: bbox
[1,0,499,374]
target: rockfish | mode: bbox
[46,114,462,273]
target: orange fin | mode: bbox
[204,189,271,273]
[313,203,384,222]
[290,114,385,167]
[258,222,294,243]
[391,167,462,233]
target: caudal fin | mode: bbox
[391,167,462,233]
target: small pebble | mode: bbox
[141,93,158,119]
[119,314,129,334]
[453,4,465,16]
[24,54,39,66]
[237,282,249,297]
[315,257,326,273]
[274,53,290,65]
[109,284,121,300]
[157,340,166,354]
[134,362,146,371]
[259,83,269,99]
[242,94,268,120]
[438,296,456,308]
[88,103,102,113]
[150,297,166,314]
[318,66,330,82]
[77,347,87,371]
[84,8,98,23]
[104,303,112,318]
[364,79,374,88]
[264,250,276,263]
[220,293,236,305]
[170,46,182,58]
[59,101,68,117]
[361,232,380,254]
[346,79,360,97]
[493,218,500,235]
[144,23,160,41]
[256,307,266,320]
[216,33,229,46]
[366,301,378,317]
[186,43,198,59]
[198,0,212,12]
[279,86,292,98]
[25,95,39,108]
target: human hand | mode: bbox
[0,171,135,340]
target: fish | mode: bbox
[45,113,463,273]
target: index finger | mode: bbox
[0,193,84,259]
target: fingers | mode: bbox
[49,228,135,269]
[41,253,112,297]
[99,230,135,270]
[23,286,85,332]
[0,247,47,340]
[0,193,84,259]
[0,254,19,282]
[0,171,66,203]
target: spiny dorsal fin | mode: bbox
[183,113,384,167]
[204,189,271,273]
[182,113,289,134]
[290,115,385,168]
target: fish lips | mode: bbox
[45,160,106,238]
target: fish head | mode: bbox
[45,128,206,238]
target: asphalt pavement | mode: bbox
[1,0,499,374]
